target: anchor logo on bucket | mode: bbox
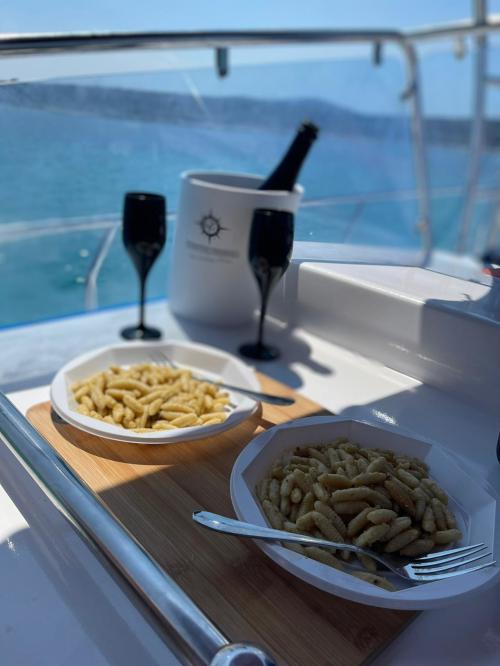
[197,211,228,243]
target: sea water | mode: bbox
[0,102,494,328]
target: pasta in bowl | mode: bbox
[50,340,260,444]
[255,436,461,593]
[230,415,499,609]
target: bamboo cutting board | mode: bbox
[28,374,416,665]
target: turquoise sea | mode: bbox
[0,92,497,328]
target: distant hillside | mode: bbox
[0,81,494,146]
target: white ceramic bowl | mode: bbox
[51,340,259,444]
[230,416,499,610]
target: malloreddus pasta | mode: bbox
[256,438,461,591]
[71,363,230,432]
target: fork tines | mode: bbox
[150,350,177,369]
[413,543,486,563]
[408,543,495,581]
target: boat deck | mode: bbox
[2,281,500,663]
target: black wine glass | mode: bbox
[239,208,294,361]
[121,192,166,340]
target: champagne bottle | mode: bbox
[259,121,319,191]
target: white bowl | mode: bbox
[51,340,259,444]
[230,416,499,610]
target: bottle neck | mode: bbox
[260,131,316,191]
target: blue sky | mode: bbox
[1,2,475,33]
[3,2,500,118]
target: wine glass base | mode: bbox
[120,325,162,341]
[239,342,280,361]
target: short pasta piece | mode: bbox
[400,538,435,557]
[367,509,397,525]
[262,499,284,529]
[384,528,420,553]
[355,523,390,548]
[333,501,370,515]
[304,546,345,570]
[347,507,373,538]
[434,529,462,545]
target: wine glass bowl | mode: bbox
[239,208,294,361]
[120,192,166,341]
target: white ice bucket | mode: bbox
[168,171,303,326]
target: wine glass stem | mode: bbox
[139,275,147,329]
[257,282,271,347]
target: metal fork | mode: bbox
[193,511,495,584]
[149,350,295,406]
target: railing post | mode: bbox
[85,222,118,310]
[401,40,433,264]
[456,0,488,253]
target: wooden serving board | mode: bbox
[28,374,416,665]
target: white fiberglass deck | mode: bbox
[1,263,500,665]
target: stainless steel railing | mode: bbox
[0,393,275,665]
[0,28,420,60]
